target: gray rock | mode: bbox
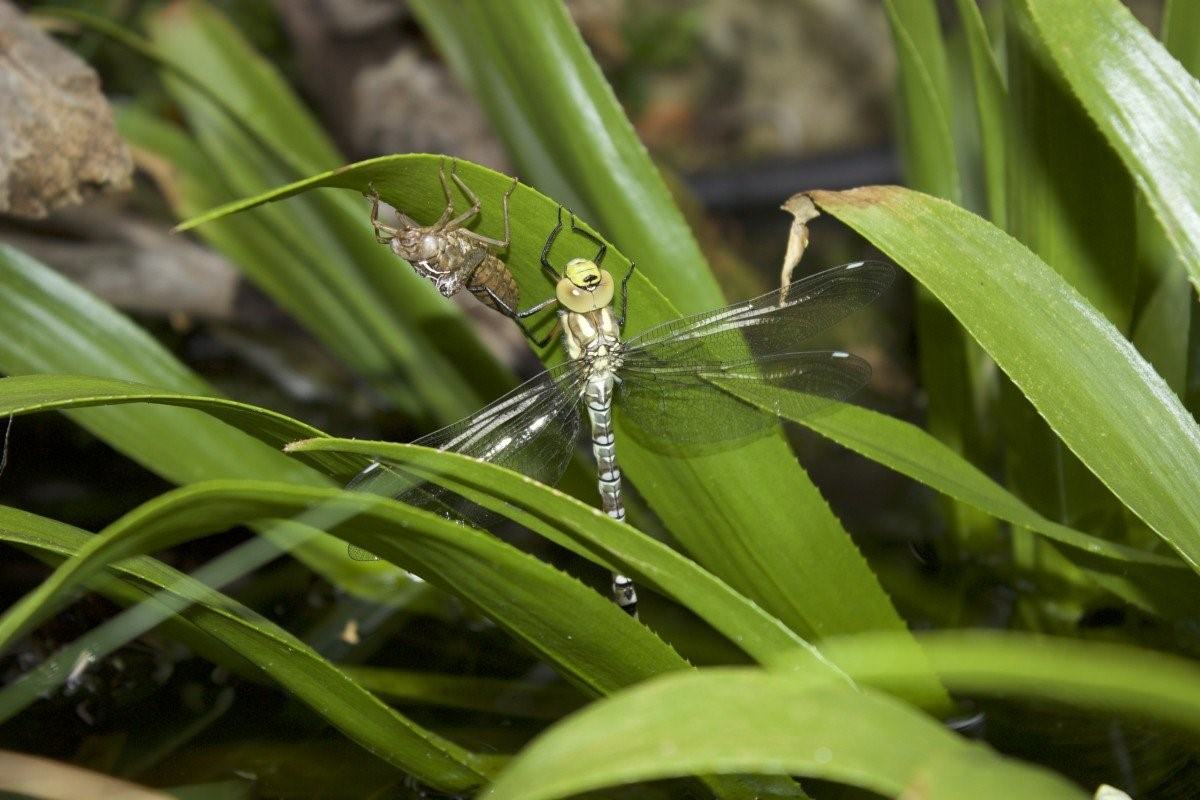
[0,1,132,218]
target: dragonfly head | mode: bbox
[557,258,614,312]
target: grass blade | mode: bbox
[951,0,1008,226]
[883,0,997,550]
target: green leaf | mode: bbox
[174,154,630,341]
[820,630,1200,737]
[0,244,405,598]
[882,0,961,202]
[811,186,1200,572]
[717,387,1182,569]
[480,669,1085,800]
[287,438,858,687]
[1013,0,1200,290]
[0,481,685,690]
[0,506,491,791]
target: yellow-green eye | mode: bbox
[564,258,602,289]
[556,269,615,313]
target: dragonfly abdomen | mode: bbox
[582,375,637,614]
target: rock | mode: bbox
[0,1,132,218]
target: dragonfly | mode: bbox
[368,160,548,323]
[348,208,895,615]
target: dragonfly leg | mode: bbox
[540,206,567,282]
[612,573,638,616]
[432,159,456,230]
[617,262,636,330]
[457,175,518,249]
[569,212,607,265]
[521,314,560,350]
[366,183,399,244]
[444,160,484,231]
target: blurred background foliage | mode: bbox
[1,0,1199,798]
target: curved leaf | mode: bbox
[819,631,1200,737]
[287,437,853,685]
[719,385,1182,569]
[481,669,1085,800]
[0,506,491,791]
[0,373,362,478]
[1015,0,1200,289]
[812,186,1200,573]
[0,481,685,694]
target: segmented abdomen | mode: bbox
[468,254,520,316]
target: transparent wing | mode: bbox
[346,361,587,560]
[618,350,871,447]
[623,260,894,356]
[617,261,893,448]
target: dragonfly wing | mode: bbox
[616,261,892,449]
[618,350,871,447]
[622,260,894,359]
[346,361,587,560]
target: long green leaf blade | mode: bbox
[481,670,1085,800]
[812,186,1200,572]
[717,387,1181,569]
[288,437,850,683]
[821,630,1200,737]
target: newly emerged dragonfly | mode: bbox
[348,209,894,614]
[368,160,546,322]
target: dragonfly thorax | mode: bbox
[562,306,623,374]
